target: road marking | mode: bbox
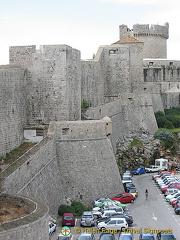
[152,213,157,221]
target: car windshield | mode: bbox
[79,236,93,240]
[160,235,175,240]
[115,194,123,198]
[141,237,155,240]
[123,177,131,180]
[129,189,136,193]
[64,216,73,220]
[83,215,92,218]
[119,236,132,240]
[100,235,114,240]
[58,237,71,240]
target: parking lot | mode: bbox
[50,171,180,240]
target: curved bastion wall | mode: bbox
[1,118,124,216]
[0,193,49,240]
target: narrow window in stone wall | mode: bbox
[109,50,116,54]
[36,129,43,136]
[62,128,69,135]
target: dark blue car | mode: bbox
[133,167,146,175]
[139,232,155,240]
[156,233,176,240]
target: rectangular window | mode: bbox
[62,128,69,135]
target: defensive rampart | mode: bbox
[1,118,124,216]
[85,94,158,151]
[0,66,27,155]
[0,193,49,240]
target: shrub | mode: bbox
[154,129,174,149]
[130,139,143,147]
[164,120,174,129]
[156,116,167,128]
[81,99,89,109]
[58,205,74,216]
[155,111,165,118]
[58,201,92,217]
[71,201,86,216]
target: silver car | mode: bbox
[80,211,95,226]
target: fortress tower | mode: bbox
[119,23,169,59]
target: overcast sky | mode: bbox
[0,0,180,64]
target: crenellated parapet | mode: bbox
[133,23,169,39]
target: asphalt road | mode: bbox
[50,173,180,240]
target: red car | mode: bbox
[174,200,180,208]
[62,213,75,226]
[111,193,135,203]
[172,196,180,207]
[161,186,169,193]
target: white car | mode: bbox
[122,176,132,184]
[166,191,180,202]
[94,198,109,206]
[145,166,161,173]
[49,222,56,234]
[97,217,128,231]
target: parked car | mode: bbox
[133,167,146,175]
[174,200,180,208]
[124,183,136,192]
[57,234,73,240]
[62,213,75,226]
[119,233,134,240]
[165,188,179,197]
[145,166,162,173]
[101,210,118,218]
[171,196,180,207]
[139,232,155,240]
[127,188,138,198]
[97,217,128,231]
[96,213,133,226]
[122,176,132,184]
[80,212,95,226]
[156,232,176,239]
[174,206,180,214]
[94,198,109,206]
[111,193,135,203]
[78,233,95,240]
[98,233,115,240]
[49,222,56,234]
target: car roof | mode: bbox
[79,233,93,236]
[63,213,74,216]
[83,211,92,214]
[109,217,125,220]
[141,232,154,236]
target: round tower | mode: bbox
[132,23,169,59]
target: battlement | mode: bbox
[133,23,169,39]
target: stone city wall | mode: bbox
[0,66,27,155]
[9,45,81,124]
[85,94,158,151]
[1,119,124,216]
[81,60,104,107]
[49,120,124,206]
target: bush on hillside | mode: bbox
[58,201,92,217]
[155,107,180,129]
[154,129,174,149]
[58,205,74,216]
